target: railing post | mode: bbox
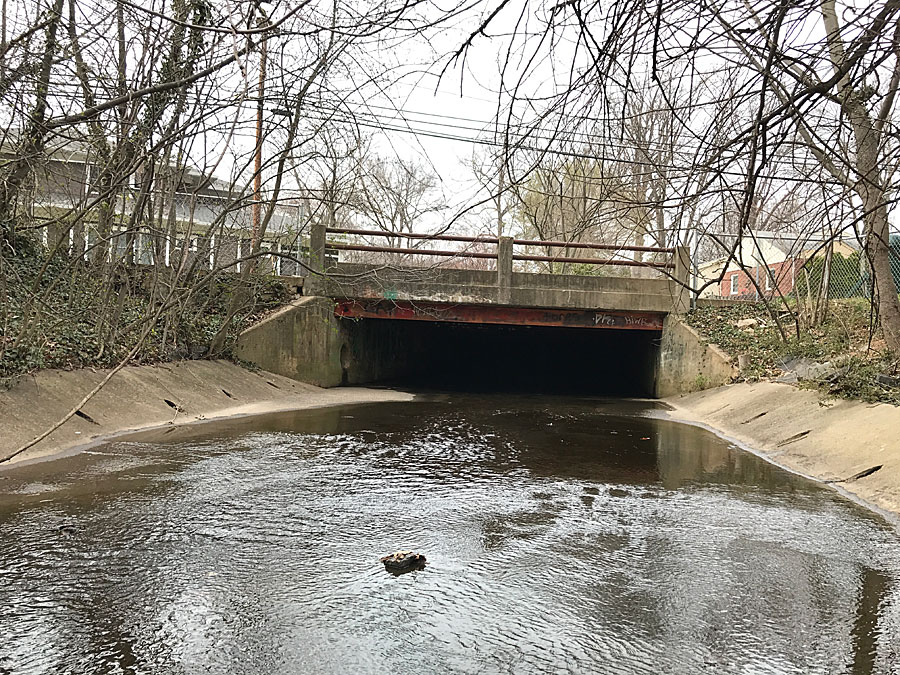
[673,245,691,312]
[307,218,327,295]
[498,236,513,304]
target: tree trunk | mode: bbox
[846,98,900,352]
[0,0,64,239]
[865,202,900,351]
[820,0,900,352]
[813,241,833,325]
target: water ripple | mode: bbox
[0,395,898,674]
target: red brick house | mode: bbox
[696,231,860,300]
[720,257,805,299]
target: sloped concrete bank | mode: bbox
[664,382,900,520]
[0,360,414,468]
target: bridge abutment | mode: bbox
[235,296,735,396]
[234,296,428,387]
[235,297,344,387]
[655,316,737,397]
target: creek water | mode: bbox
[0,395,898,674]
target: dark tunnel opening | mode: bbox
[340,317,660,397]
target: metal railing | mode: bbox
[324,227,677,271]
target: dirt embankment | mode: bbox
[665,382,900,520]
[0,360,413,468]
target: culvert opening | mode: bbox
[74,410,99,425]
[340,317,660,396]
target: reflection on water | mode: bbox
[0,395,898,674]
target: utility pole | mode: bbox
[251,10,269,256]
[495,136,508,238]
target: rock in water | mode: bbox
[380,551,427,574]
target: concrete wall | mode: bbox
[655,315,737,397]
[319,263,686,314]
[235,297,345,387]
[234,297,424,388]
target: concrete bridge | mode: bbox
[236,224,735,397]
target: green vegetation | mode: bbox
[692,374,710,392]
[0,236,289,386]
[685,300,900,405]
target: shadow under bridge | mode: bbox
[334,298,666,395]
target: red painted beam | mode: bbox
[334,299,664,330]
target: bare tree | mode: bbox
[0,0,475,379]
[468,145,515,237]
[444,0,900,350]
[352,157,448,242]
[0,0,64,240]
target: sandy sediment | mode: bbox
[664,381,900,520]
[0,360,414,468]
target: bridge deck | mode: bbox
[317,263,687,315]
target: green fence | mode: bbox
[793,236,900,300]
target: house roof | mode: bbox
[1,134,245,199]
[696,228,864,268]
[697,258,726,273]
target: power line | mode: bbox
[40,76,851,164]
[28,80,871,186]
[40,73,864,164]
[286,106,848,186]
[301,99,843,172]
